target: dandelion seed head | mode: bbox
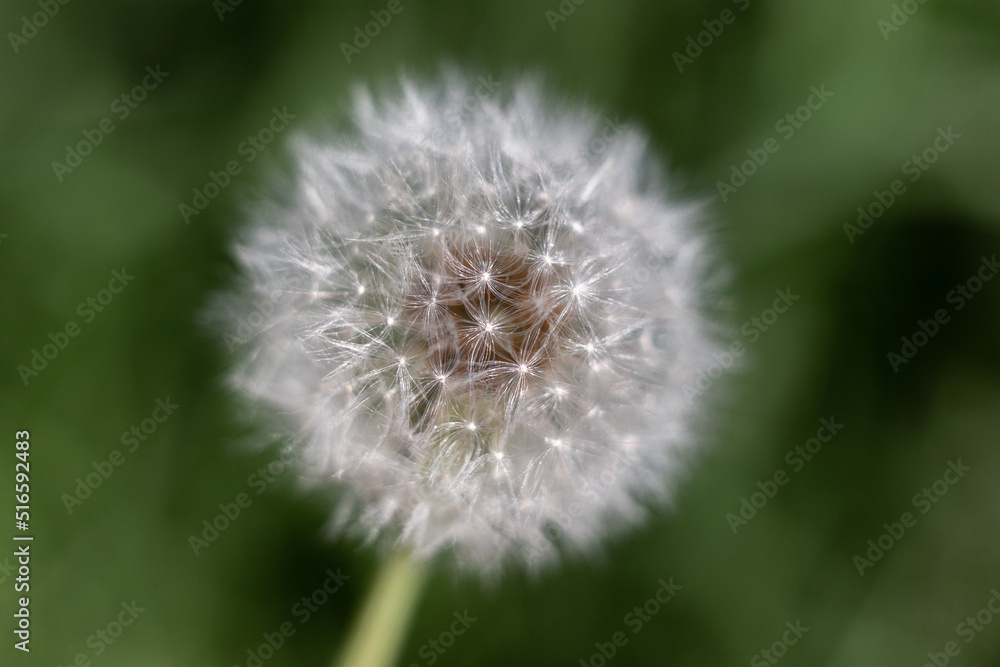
[222,72,722,577]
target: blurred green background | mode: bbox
[3,0,1000,665]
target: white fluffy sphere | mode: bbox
[223,73,720,576]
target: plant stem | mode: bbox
[334,551,427,667]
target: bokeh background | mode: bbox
[3,0,1000,665]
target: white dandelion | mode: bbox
[222,72,721,579]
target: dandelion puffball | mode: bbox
[223,73,719,576]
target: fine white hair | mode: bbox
[222,71,721,577]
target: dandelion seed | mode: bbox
[221,72,721,576]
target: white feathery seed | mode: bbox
[222,72,721,577]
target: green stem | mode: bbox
[334,551,428,667]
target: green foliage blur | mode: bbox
[2,0,1000,665]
